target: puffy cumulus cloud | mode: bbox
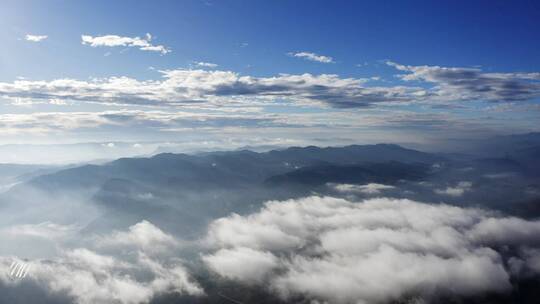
[25,34,48,42]
[0,221,203,304]
[289,51,335,63]
[468,217,540,246]
[388,61,540,102]
[329,182,395,194]
[203,196,540,304]
[0,69,419,107]
[203,247,278,283]
[81,33,170,54]
[510,248,540,276]
[95,220,178,254]
[434,181,472,197]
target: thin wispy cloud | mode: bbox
[289,51,334,63]
[0,110,296,135]
[330,183,396,194]
[81,33,171,54]
[0,107,522,149]
[25,34,48,42]
[434,181,473,197]
[194,61,218,68]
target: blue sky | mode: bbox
[3,0,540,79]
[0,0,539,153]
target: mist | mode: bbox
[0,135,539,303]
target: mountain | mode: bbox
[0,144,444,235]
[4,142,539,237]
[463,132,540,157]
[0,164,59,192]
[267,143,443,165]
[20,144,443,194]
[266,161,431,186]
[508,145,540,176]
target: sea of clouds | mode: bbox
[202,196,540,303]
[2,192,540,303]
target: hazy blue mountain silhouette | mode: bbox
[3,141,540,236]
[266,161,430,186]
[23,144,443,193]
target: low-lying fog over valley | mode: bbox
[2,133,540,303]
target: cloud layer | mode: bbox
[388,61,540,102]
[0,70,416,107]
[1,63,539,109]
[0,109,296,136]
[203,196,540,303]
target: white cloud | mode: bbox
[194,61,218,68]
[434,181,472,197]
[48,98,68,105]
[0,221,203,304]
[0,69,417,107]
[330,183,395,194]
[203,247,278,283]
[0,106,525,153]
[2,222,78,240]
[96,220,178,254]
[81,33,170,54]
[289,51,334,63]
[1,61,538,109]
[387,61,540,102]
[203,196,540,303]
[0,109,298,136]
[25,34,48,42]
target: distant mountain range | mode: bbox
[21,144,442,192]
[1,137,540,237]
